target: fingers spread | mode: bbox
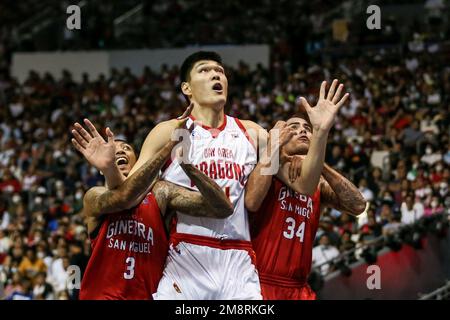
[332,84,344,104]
[71,138,84,153]
[319,81,327,100]
[71,129,88,148]
[106,127,115,143]
[84,119,101,138]
[336,93,350,109]
[74,122,93,141]
[299,97,312,112]
[327,79,338,100]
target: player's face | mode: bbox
[282,117,313,155]
[183,60,228,109]
[114,141,137,177]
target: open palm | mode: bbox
[71,119,116,171]
[298,79,349,133]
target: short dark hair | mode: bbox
[180,51,223,83]
[289,112,312,127]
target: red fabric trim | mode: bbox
[259,272,307,288]
[234,118,256,150]
[170,232,256,265]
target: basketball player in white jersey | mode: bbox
[96,51,268,299]
[154,51,268,299]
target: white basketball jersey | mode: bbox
[162,115,257,241]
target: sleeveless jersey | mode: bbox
[79,193,168,300]
[162,114,257,241]
[251,178,321,285]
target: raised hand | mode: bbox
[298,79,349,133]
[265,121,296,167]
[288,155,305,183]
[71,119,116,172]
[175,102,194,129]
[269,120,297,147]
[172,102,195,164]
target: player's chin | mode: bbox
[210,92,226,103]
[295,143,309,155]
[119,166,131,177]
[213,95,226,104]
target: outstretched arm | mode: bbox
[278,80,349,196]
[77,105,194,215]
[320,163,367,216]
[179,162,233,217]
[152,145,233,218]
[152,174,233,219]
[71,121,124,189]
[83,138,180,217]
[72,104,194,191]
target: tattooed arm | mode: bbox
[179,162,233,217]
[82,139,179,218]
[152,172,234,219]
[320,163,366,216]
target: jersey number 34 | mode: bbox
[283,217,305,242]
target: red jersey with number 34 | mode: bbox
[251,178,321,284]
[79,193,168,300]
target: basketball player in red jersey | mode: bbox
[246,80,367,300]
[70,108,233,300]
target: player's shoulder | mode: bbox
[237,119,265,131]
[142,119,179,146]
[153,118,180,131]
[235,119,268,143]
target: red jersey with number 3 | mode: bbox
[79,193,168,300]
[251,177,321,286]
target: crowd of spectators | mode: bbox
[1,41,448,297]
[0,1,449,300]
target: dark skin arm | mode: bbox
[151,137,234,218]
[179,162,233,217]
[83,139,179,219]
[83,149,233,234]
[152,177,233,219]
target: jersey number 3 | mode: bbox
[124,257,135,280]
[283,217,305,242]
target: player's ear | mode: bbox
[181,82,191,97]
